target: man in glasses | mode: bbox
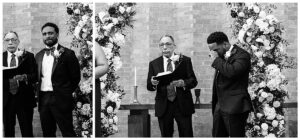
[3,31,37,137]
[147,35,198,137]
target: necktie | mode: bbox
[167,59,173,72]
[10,54,16,67]
[45,47,54,56]
[166,58,176,101]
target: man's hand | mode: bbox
[13,74,27,82]
[209,51,219,60]
[171,79,185,87]
[151,76,159,86]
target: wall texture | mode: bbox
[95,3,297,137]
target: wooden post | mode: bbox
[128,109,150,137]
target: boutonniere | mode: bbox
[15,49,26,59]
[170,53,183,65]
[53,47,64,60]
[224,48,237,60]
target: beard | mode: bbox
[43,38,58,47]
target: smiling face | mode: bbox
[208,42,227,58]
[42,26,59,47]
[159,36,175,58]
[4,32,19,53]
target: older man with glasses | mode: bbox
[3,31,37,137]
[147,34,198,137]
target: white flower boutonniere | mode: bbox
[170,54,180,62]
[15,49,25,58]
[53,47,64,60]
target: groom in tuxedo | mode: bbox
[35,22,80,137]
[3,31,37,137]
[207,32,252,137]
[147,35,198,137]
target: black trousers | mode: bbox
[39,91,76,137]
[3,96,34,137]
[157,99,193,137]
[212,103,249,137]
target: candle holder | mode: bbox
[194,89,201,104]
[132,86,140,104]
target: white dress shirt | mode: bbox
[163,53,175,72]
[40,43,58,92]
[7,51,19,67]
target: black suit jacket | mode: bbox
[211,44,252,114]
[147,55,198,117]
[3,51,37,109]
[35,44,80,111]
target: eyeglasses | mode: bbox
[159,42,173,48]
[4,38,18,43]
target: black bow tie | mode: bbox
[45,47,55,56]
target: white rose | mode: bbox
[253,6,260,13]
[261,130,268,136]
[259,81,266,88]
[259,11,267,18]
[112,18,119,25]
[258,96,264,102]
[266,93,274,102]
[112,124,119,132]
[113,116,118,123]
[246,31,252,37]
[103,23,114,32]
[238,12,245,17]
[254,125,261,130]
[126,7,132,13]
[53,49,60,57]
[89,4,93,10]
[82,15,90,23]
[273,101,281,108]
[246,18,254,25]
[276,114,284,120]
[261,123,268,130]
[258,61,264,67]
[272,120,279,127]
[77,102,82,108]
[257,113,263,118]
[255,38,264,43]
[261,91,268,98]
[280,120,285,125]
[74,9,80,14]
[238,29,246,44]
[254,51,263,58]
[101,112,105,118]
[74,26,82,39]
[108,118,114,124]
[268,27,275,34]
[107,106,113,114]
[98,12,107,23]
[246,37,252,43]
[119,6,125,14]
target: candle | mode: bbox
[134,66,137,86]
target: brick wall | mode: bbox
[96,3,297,137]
[3,3,74,137]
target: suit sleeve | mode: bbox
[183,57,198,89]
[211,52,250,79]
[26,53,38,84]
[67,50,81,91]
[147,61,156,91]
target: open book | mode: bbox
[153,61,185,85]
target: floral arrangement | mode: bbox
[227,3,296,137]
[66,2,93,137]
[96,3,136,137]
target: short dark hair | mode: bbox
[4,31,19,39]
[41,22,59,34]
[159,34,175,43]
[207,31,229,45]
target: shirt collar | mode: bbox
[228,45,234,52]
[7,50,17,57]
[163,52,175,62]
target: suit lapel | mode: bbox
[3,52,8,67]
[157,56,164,73]
[37,49,46,80]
